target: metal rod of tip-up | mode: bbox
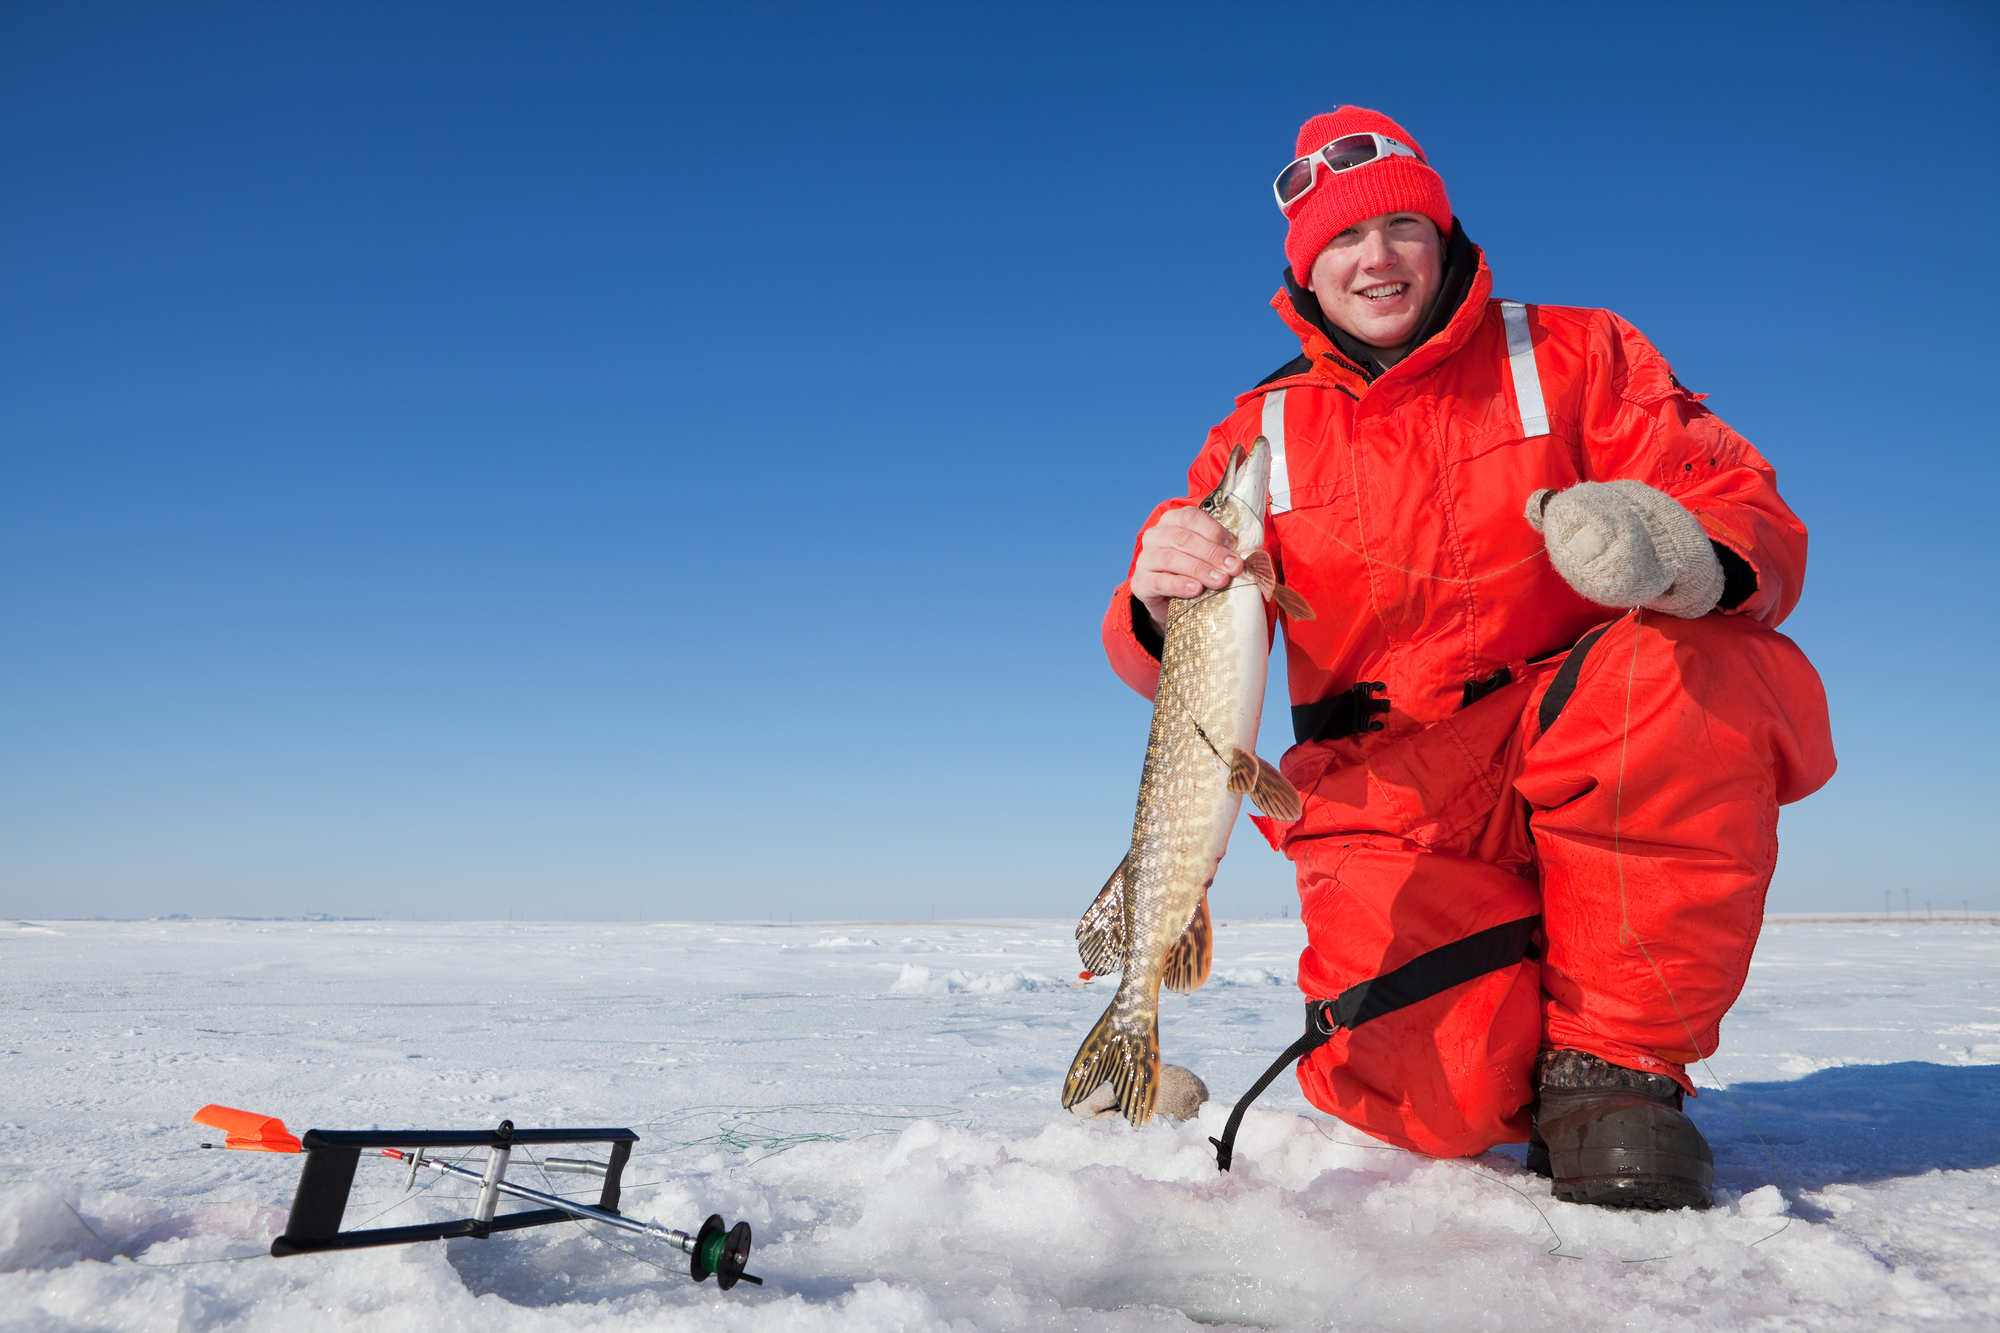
[191,1106,761,1290]
[383,1146,761,1288]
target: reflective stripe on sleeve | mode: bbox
[1500,301,1550,438]
[1262,388,1292,514]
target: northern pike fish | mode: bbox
[1063,437,1313,1126]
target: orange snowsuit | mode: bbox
[1101,242,1836,1156]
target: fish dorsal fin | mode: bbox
[1162,892,1213,994]
[1076,855,1129,974]
[1251,756,1304,822]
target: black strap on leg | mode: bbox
[1210,915,1542,1172]
[1210,1000,1339,1171]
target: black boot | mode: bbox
[1524,1120,1552,1178]
[1532,1049,1713,1210]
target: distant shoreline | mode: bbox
[9,913,1999,927]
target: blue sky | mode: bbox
[2,1,1994,921]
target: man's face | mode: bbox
[1304,212,1442,351]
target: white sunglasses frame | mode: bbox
[1273,132,1422,214]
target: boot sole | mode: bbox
[1536,1088,1715,1211]
[1554,1145,1713,1210]
[1553,1171,1713,1210]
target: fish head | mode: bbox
[1199,437,1271,551]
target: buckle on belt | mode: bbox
[1290,681,1390,745]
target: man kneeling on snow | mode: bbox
[1101,108,1835,1209]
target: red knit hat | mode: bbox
[1283,108,1452,281]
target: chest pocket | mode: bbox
[1258,385,1356,515]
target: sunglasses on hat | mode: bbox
[1273,132,1423,214]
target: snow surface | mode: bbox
[2,917,1996,1331]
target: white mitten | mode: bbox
[1525,480,1724,619]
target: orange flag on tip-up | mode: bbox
[191,1104,302,1153]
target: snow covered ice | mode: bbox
[2,917,1996,1331]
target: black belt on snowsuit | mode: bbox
[1209,914,1543,1172]
[1293,665,1530,747]
[1291,681,1391,744]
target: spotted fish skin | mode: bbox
[1064,439,1300,1127]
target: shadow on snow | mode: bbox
[1688,1060,2000,1192]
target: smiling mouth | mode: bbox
[1358,283,1409,302]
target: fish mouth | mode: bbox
[1222,438,1272,514]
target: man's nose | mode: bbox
[1358,230,1395,267]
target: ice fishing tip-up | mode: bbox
[190,1104,760,1290]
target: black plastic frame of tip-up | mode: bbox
[270,1123,637,1257]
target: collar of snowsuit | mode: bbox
[1274,219,1483,385]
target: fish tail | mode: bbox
[1061,984,1159,1126]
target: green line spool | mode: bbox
[690,1214,755,1291]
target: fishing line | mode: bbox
[1154,673,1225,765]
[1605,608,1796,1245]
[1301,1118,1664,1262]
[510,1145,697,1284]
[614,1102,971,1183]
[1264,607,1793,1261]
[1180,579,1261,610]
[342,1147,482,1227]
[1150,572,1310,822]
[1276,496,1548,585]
[1260,490,1802,1228]
[57,1199,270,1269]
[501,1107,956,1283]
[1153,586,1280,775]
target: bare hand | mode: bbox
[1132,507,1241,634]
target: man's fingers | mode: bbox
[1141,516,1241,589]
[1134,544,1242,596]
[1161,526,1241,571]
[1146,548,1237,588]
[1154,507,1238,552]
[1133,570,1210,603]
[1132,506,1245,637]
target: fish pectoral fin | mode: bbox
[1075,855,1129,974]
[1271,582,1316,622]
[1249,756,1304,822]
[1162,893,1213,994]
[1063,994,1160,1127]
[1244,549,1316,621]
[1243,549,1278,598]
[1225,747,1259,796]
